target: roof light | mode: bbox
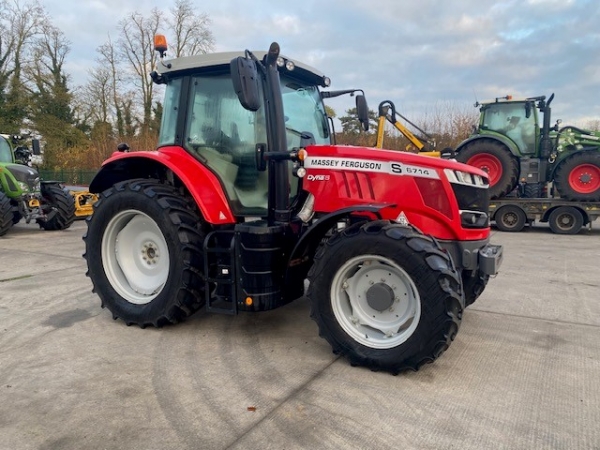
[276,56,285,67]
[323,76,331,87]
[154,35,168,57]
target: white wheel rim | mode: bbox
[330,255,421,349]
[101,210,170,305]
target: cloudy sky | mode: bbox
[45,0,599,127]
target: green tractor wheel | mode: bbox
[554,152,600,202]
[0,192,12,236]
[456,140,519,199]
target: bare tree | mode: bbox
[117,9,162,134]
[168,0,214,57]
[97,36,126,137]
[0,0,45,130]
[81,66,111,124]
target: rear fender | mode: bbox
[89,149,235,224]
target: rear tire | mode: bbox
[0,192,12,236]
[83,179,207,327]
[38,184,76,230]
[554,152,600,201]
[547,206,583,235]
[457,140,519,199]
[494,205,527,232]
[307,220,463,374]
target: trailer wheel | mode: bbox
[548,206,583,235]
[456,140,518,199]
[0,192,12,236]
[37,184,76,230]
[554,152,600,201]
[83,179,206,327]
[494,205,526,232]
[307,220,463,374]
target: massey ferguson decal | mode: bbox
[304,157,440,179]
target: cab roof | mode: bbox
[156,51,328,86]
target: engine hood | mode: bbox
[0,163,40,192]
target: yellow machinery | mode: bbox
[375,100,441,157]
[70,189,98,218]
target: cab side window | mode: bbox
[185,75,269,215]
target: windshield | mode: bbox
[0,137,13,163]
[482,102,537,154]
[281,75,330,148]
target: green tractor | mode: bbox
[0,134,75,236]
[455,94,600,200]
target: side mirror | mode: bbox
[356,95,369,132]
[231,56,261,112]
[31,139,41,156]
[525,102,531,119]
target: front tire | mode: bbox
[83,179,206,327]
[462,271,489,307]
[554,152,600,201]
[38,183,76,230]
[457,140,519,199]
[306,221,463,374]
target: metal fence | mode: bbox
[39,169,98,187]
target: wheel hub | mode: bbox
[366,282,395,312]
[102,210,170,304]
[330,255,421,349]
[568,163,600,194]
[142,241,160,265]
[558,214,573,227]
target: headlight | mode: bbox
[444,168,488,188]
[17,181,30,192]
[460,210,489,228]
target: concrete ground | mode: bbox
[1,220,599,450]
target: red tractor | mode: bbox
[84,38,503,374]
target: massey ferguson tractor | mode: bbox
[0,134,75,236]
[83,37,503,374]
[455,94,600,201]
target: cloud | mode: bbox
[42,0,599,125]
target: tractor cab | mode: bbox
[0,135,13,163]
[152,44,344,221]
[478,96,539,155]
